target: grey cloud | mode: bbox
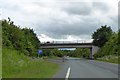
[61,2,92,15]
[35,17,100,39]
[59,2,110,15]
[35,12,117,40]
[1,0,118,41]
[110,16,118,24]
[0,0,21,11]
[92,2,110,12]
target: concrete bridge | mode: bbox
[40,42,99,59]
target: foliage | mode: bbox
[69,48,90,58]
[93,32,119,59]
[42,48,63,57]
[50,49,63,57]
[96,55,119,64]
[2,19,40,57]
[118,29,120,62]
[42,48,90,58]
[92,25,112,47]
[2,18,59,78]
[0,20,2,78]
[62,48,90,58]
[42,49,51,56]
[2,48,59,78]
[118,29,120,44]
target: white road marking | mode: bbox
[65,67,71,80]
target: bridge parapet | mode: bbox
[41,42,93,48]
[41,40,92,44]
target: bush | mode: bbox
[2,19,40,57]
[93,32,118,59]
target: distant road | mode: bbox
[53,57,118,78]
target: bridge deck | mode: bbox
[40,43,93,48]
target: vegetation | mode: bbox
[3,48,59,78]
[42,48,63,57]
[93,26,119,64]
[118,29,120,64]
[42,48,90,59]
[2,18,59,78]
[2,18,40,57]
[1,18,91,77]
[93,33,118,58]
[0,20,2,78]
[96,55,119,64]
[64,48,90,58]
[92,25,112,47]
[118,29,120,44]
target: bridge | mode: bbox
[40,41,99,59]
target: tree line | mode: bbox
[2,18,40,57]
[42,48,90,58]
[92,25,119,59]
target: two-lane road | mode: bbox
[53,57,118,78]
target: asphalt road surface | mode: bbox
[53,57,118,79]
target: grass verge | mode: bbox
[2,48,59,78]
[96,55,119,64]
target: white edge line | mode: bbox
[65,67,71,79]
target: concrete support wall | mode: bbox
[92,46,99,58]
[89,48,92,59]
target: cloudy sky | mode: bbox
[0,0,119,43]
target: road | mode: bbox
[53,57,118,79]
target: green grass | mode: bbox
[0,20,2,78]
[96,55,119,64]
[0,49,1,79]
[2,48,59,78]
[96,59,119,64]
[0,48,1,79]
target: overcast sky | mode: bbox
[0,0,119,43]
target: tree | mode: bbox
[92,25,112,47]
[50,49,63,57]
[118,29,120,44]
[118,29,120,56]
[42,49,51,56]
[93,32,119,59]
[2,19,40,57]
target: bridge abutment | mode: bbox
[89,48,92,59]
[91,46,99,59]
